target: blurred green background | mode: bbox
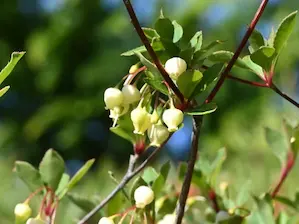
[0,0,298,223]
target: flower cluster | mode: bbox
[104,57,187,154]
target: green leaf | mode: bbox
[142,27,159,40]
[291,126,299,155]
[186,102,217,116]
[190,31,203,52]
[247,195,275,224]
[107,192,125,216]
[250,46,276,72]
[14,161,44,192]
[142,167,159,185]
[152,162,170,196]
[39,149,65,190]
[210,148,226,187]
[55,173,70,197]
[276,212,290,224]
[192,40,223,65]
[121,40,164,56]
[0,86,10,97]
[68,192,98,212]
[172,20,183,43]
[0,52,25,85]
[242,55,264,79]
[155,18,174,40]
[110,126,135,144]
[274,11,298,55]
[177,70,203,99]
[274,196,297,210]
[144,71,169,95]
[207,51,249,69]
[268,28,276,47]
[265,128,289,165]
[236,181,251,207]
[249,29,265,53]
[179,48,194,66]
[66,159,95,191]
[135,52,159,76]
[192,64,224,98]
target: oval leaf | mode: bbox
[39,149,65,190]
[186,102,217,116]
[172,20,183,43]
[274,11,297,55]
[177,70,203,99]
[14,161,44,191]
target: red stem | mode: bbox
[227,75,268,88]
[271,151,296,198]
[205,0,269,103]
[122,0,185,103]
[208,189,220,212]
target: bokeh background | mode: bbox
[0,0,298,223]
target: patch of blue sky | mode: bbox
[202,3,236,28]
[39,0,64,13]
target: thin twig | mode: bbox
[206,0,269,103]
[175,116,203,224]
[78,137,171,224]
[227,75,268,88]
[122,0,185,103]
[271,83,299,108]
[271,150,296,198]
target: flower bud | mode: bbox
[129,63,140,74]
[14,203,32,222]
[104,88,124,109]
[134,186,154,208]
[148,124,169,147]
[164,57,187,80]
[122,85,141,104]
[131,107,151,135]
[98,217,115,224]
[162,107,184,132]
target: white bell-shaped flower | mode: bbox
[134,186,155,208]
[148,123,170,147]
[98,217,115,224]
[26,216,47,224]
[162,105,184,132]
[131,106,151,135]
[164,57,187,80]
[14,203,32,222]
[122,85,141,104]
[104,88,124,109]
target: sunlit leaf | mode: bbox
[0,52,25,85]
[190,31,203,52]
[274,11,297,54]
[172,20,183,43]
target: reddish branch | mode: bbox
[122,0,185,103]
[206,0,269,103]
[271,151,296,198]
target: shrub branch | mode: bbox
[206,0,269,103]
[122,0,185,103]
